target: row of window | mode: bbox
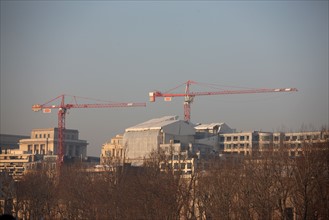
[285,135,320,141]
[225,143,250,149]
[221,134,324,143]
[220,136,250,142]
[34,133,77,140]
[160,162,193,170]
[35,133,51,139]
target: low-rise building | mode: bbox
[0,149,37,180]
[100,134,124,165]
[19,128,88,158]
[195,122,233,152]
[220,131,259,156]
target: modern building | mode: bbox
[220,130,329,157]
[19,128,88,159]
[0,149,36,180]
[195,122,234,151]
[283,130,329,156]
[123,116,196,166]
[159,142,197,177]
[220,131,259,156]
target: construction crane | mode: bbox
[32,94,146,169]
[149,80,297,122]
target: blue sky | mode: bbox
[1,1,328,156]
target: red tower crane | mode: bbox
[32,94,146,168]
[149,80,297,122]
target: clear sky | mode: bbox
[1,1,328,156]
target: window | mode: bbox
[219,136,225,142]
[233,136,238,141]
[246,136,249,141]
[75,147,80,156]
[240,136,245,141]
[240,144,244,148]
[292,136,297,141]
[180,163,185,169]
[226,137,232,141]
[285,136,290,141]
[187,163,192,169]
[274,136,279,141]
[174,163,179,169]
[40,144,45,154]
[261,136,270,141]
[43,134,46,138]
[35,134,38,138]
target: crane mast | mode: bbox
[32,94,146,169]
[149,80,298,122]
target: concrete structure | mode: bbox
[158,142,196,176]
[0,149,35,180]
[123,116,195,166]
[220,130,329,157]
[19,128,88,158]
[283,130,329,156]
[100,134,124,165]
[195,122,234,151]
[220,131,259,156]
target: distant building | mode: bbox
[220,131,259,156]
[0,128,88,179]
[0,134,29,151]
[123,116,195,166]
[283,130,329,156]
[19,128,88,158]
[0,149,39,180]
[195,122,234,151]
[100,134,124,165]
[220,130,329,157]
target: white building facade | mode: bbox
[19,128,88,158]
[123,116,195,166]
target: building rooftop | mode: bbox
[195,123,225,130]
[125,116,180,132]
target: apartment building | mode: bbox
[0,149,35,180]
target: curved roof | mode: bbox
[125,116,180,132]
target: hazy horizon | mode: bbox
[1,1,328,156]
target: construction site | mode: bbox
[1,80,328,219]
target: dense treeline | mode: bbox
[1,142,328,220]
